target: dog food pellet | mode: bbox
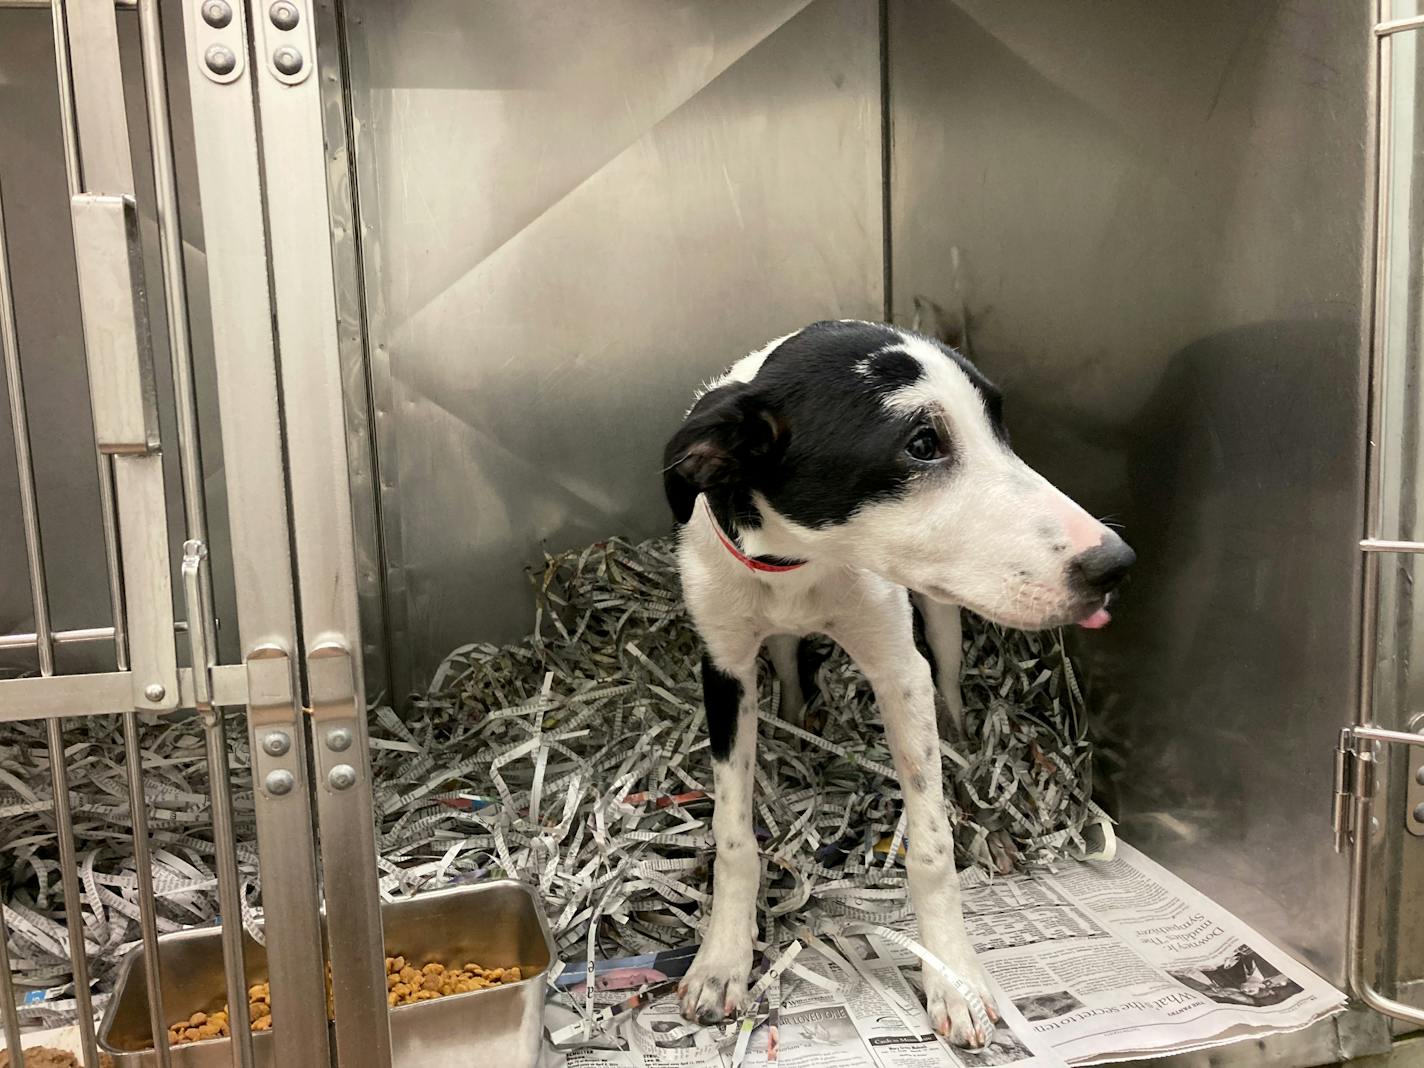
[0,1050,116,1068]
[165,955,522,1044]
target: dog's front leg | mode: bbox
[680,647,760,1024]
[834,603,997,1048]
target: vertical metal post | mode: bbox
[121,710,172,1068]
[185,541,254,1068]
[133,4,257,1062]
[0,912,22,1063]
[249,2,392,1061]
[64,0,177,719]
[0,176,102,1068]
[50,0,129,673]
[134,0,215,649]
[179,1,333,1063]
[55,0,189,1061]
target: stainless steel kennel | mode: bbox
[1,1,1423,1066]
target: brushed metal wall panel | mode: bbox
[343,0,884,694]
[890,1,1369,982]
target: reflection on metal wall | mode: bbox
[342,0,884,696]
[0,5,238,673]
[890,2,1369,981]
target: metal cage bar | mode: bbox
[0,173,103,1068]
[133,4,254,1063]
[0,621,187,654]
[58,0,176,1060]
[50,0,129,676]
[0,175,50,1067]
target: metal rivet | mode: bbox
[261,731,291,757]
[269,1,299,30]
[1415,802,1424,824]
[272,45,303,76]
[1416,765,1424,787]
[205,44,237,76]
[201,0,232,28]
[143,683,165,702]
[328,764,356,790]
[265,769,295,796]
[325,726,354,752]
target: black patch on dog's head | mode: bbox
[663,321,1006,529]
[662,382,787,524]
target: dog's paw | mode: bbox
[923,955,998,1048]
[677,948,750,1025]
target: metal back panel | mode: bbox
[340,0,886,699]
[889,0,1370,984]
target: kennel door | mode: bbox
[1342,0,1424,1030]
[0,1,279,1064]
[1,1,395,1065]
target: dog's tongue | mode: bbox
[1077,607,1113,630]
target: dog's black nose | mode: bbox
[1070,538,1136,594]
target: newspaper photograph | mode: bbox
[544,840,1345,1068]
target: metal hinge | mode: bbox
[1338,719,1424,1028]
[1333,727,1366,852]
[1335,720,1424,851]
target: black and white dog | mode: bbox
[662,320,1134,1048]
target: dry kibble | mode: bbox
[166,953,523,1045]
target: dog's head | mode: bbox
[663,320,1134,630]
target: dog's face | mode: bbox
[663,321,1134,630]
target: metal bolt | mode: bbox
[143,683,166,702]
[1415,802,1424,824]
[1417,764,1424,787]
[205,44,238,76]
[265,769,295,796]
[201,0,232,27]
[269,1,299,30]
[328,764,357,790]
[272,45,303,76]
[325,726,353,752]
[261,731,291,757]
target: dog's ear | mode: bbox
[662,382,785,524]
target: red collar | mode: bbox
[702,498,807,573]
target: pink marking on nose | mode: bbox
[1050,493,1111,554]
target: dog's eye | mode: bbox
[905,425,943,462]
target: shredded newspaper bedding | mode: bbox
[0,534,1105,1027]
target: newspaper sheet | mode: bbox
[545,842,1346,1068]
[5,844,1346,1067]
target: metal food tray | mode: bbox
[98,880,554,1067]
